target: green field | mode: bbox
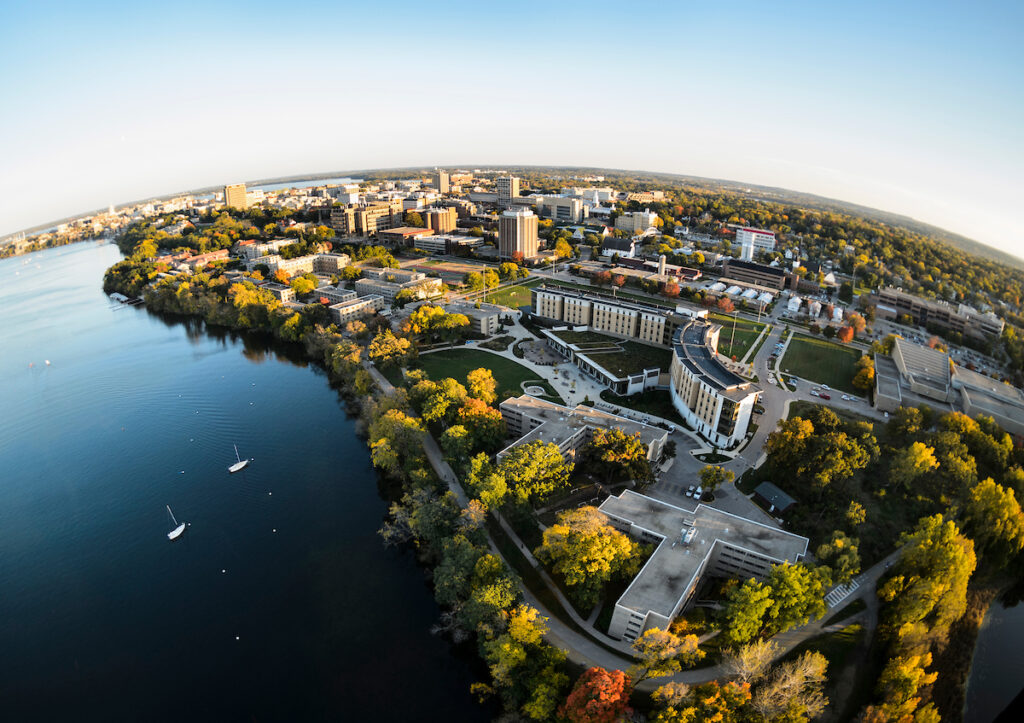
[415,348,563,403]
[479,278,541,308]
[779,334,862,393]
[710,313,767,360]
[587,341,672,376]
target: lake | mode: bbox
[0,242,488,721]
[965,599,1024,722]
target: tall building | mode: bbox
[614,209,659,234]
[224,183,249,210]
[495,176,520,207]
[498,207,538,260]
[329,201,404,238]
[433,170,450,194]
[735,227,776,261]
[424,207,457,233]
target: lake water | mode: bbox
[251,177,360,192]
[965,599,1024,722]
[0,242,488,721]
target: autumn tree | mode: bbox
[585,428,654,484]
[816,531,861,584]
[368,408,426,476]
[879,515,976,653]
[456,398,507,453]
[846,500,867,528]
[852,354,875,393]
[847,312,867,333]
[722,578,774,646]
[628,628,705,683]
[466,367,498,405]
[962,477,1024,568]
[368,328,412,368]
[837,325,855,343]
[651,681,753,723]
[464,454,509,510]
[864,652,939,723]
[662,281,680,298]
[717,296,735,313]
[560,667,633,723]
[721,639,778,684]
[887,441,939,489]
[753,651,829,721]
[764,417,815,470]
[763,563,829,636]
[534,506,638,609]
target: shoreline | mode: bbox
[929,586,999,723]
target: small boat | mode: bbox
[167,505,187,541]
[228,444,249,474]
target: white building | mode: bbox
[614,209,659,234]
[735,227,776,257]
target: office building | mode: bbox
[614,209,659,234]
[376,226,435,247]
[329,201,405,238]
[433,170,450,194]
[535,195,589,223]
[669,321,760,447]
[734,227,776,259]
[498,396,668,464]
[872,288,1005,340]
[952,366,1024,438]
[355,268,442,304]
[329,294,386,325]
[414,233,483,255]
[721,258,800,291]
[498,207,539,260]
[495,176,520,207]
[447,302,502,336]
[312,285,356,305]
[224,183,249,210]
[599,491,807,641]
[424,207,458,233]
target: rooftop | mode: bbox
[600,491,808,618]
[673,321,755,398]
[893,338,951,393]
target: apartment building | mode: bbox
[424,207,458,233]
[734,227,776,261]
[312,285,356,305]
[329,200,405,238]
[599,491,807,642]
[497,396,667,463]
[873,287,1005,340]
[495,176,520,207]
[355,267,442,304]
[329,294,386,325]
[534,195,589,223]
[669,321,760,447]
[433,170,450,194]
[498,207,539,260]
[414,234,483,255]
[224,183,248,210]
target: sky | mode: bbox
[1,0,1022,259]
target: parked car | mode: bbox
[821,393,831,400]
[842,394,850,400]
[822,384,830,390]
[811,390,820,397]
[686,485,696,498]
[694,486,703,499]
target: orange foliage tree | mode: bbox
[837,326,855,343]
[560,667,632,723]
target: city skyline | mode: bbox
[1,1,1022,259]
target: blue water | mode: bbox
[251,176,360,192]
[0,242,487,721]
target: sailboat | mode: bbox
[228,444,250,474]
[167,505,187,541]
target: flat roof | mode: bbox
[894,338,950,392]
[599,491,807,618]
[724,258,787,278]
[874,355,903,401]
[753,482,797,511]
[380,226,434,236]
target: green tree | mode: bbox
[765,417,815,470]
[888,442,939,489]
[816,531,861,584]
[534,506,638,609]
[722,578,774,646]
[764,563,829,636]
[585,427,654,484]
[497,441,573,506]
[421,377,468,425]
[852,355,875,393]
[405,211,424,227]
[699,465,735,496]
[456,398,507,453]
[440,424,472,460]
[465,453,509,510]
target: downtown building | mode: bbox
[329,200,405,238]
[224,183,249,210]
[871,287,1005,341]
[495,175,520,207]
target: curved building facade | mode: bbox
[669,321,759,448]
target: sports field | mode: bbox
[710,313,768,360]
[779,334,861,393]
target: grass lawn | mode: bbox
[550,328,621,345]
[744,324,772,362]
[379,364,405,388]
[710,313,767,360]
[779,334,862,393]
[415,347,563,403]
[586,341,673,376]
[481,278,541,308]
[599,389,690,427]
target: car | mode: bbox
[820,393,831,400]
[842,394,850,400]
[810,390,820,397]
[686,485,696,498]
[821,384,830,390]
[694,486,703,499]
[884,411,890,418]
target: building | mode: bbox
[541,328,666,396]
[495,176,520,207]
[753,482,797,514]
[237,238,297,261]
[414,233,483,255]
[377,226,435,247]
[625,191,665,204]
[534,195,589,224]
[329,200,405,238]
[424,207,458,233]
[185,249,229,269]
[669,321,760,447]
[872,288,1005,340]
[329,294,386,325]
[224,183,248,210]
[498,207,539,260]
[891,338,953,403]
[952,366,1024,438]
[721,258,799,291]
[439,198,477,219]
[447,302,502,335]
[614,209,659,234]
[497,396,668,463]
[599,491,807,641]
[355,267,442,304]
[734,227,776,260]
[601,237,640,259]
[433,170,450,194]
[261,282,295,303]
[312,285,356,305]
